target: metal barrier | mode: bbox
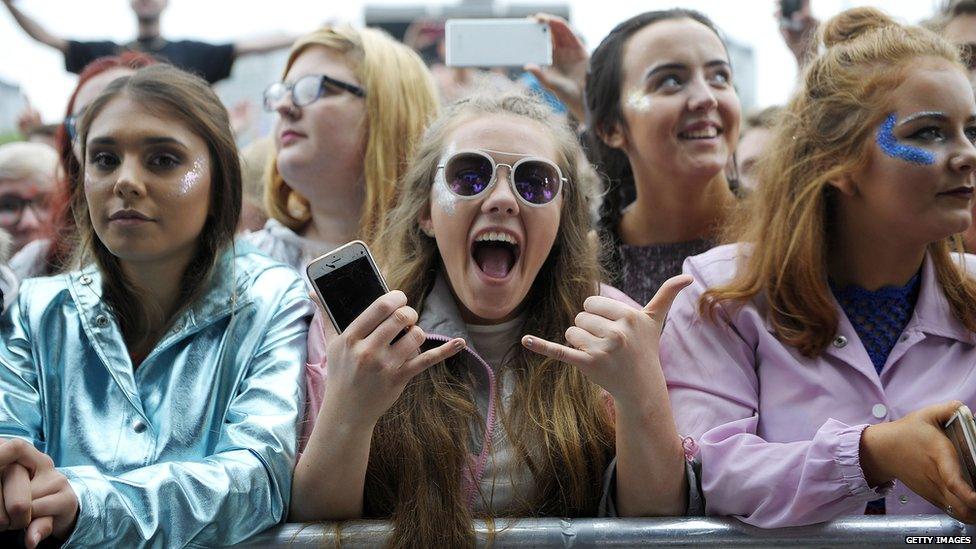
[235,516,975,547]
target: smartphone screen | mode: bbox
[313,256,386,332]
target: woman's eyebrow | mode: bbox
[896,111,947,126]
[643,59,730,81]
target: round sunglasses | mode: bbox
[436,150,566,206]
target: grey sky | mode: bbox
[0,0,943,122]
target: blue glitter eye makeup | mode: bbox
[876,113,936,166]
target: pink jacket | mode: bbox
[660,243,976,527]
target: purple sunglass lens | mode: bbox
[447,154,494,196]
[514,162,559,204]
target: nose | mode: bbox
[481,165,520,216]
[113,157,146,200]
[274,93,299,119]
[686,76,719,112]
[950,139,976,176]
[16,205,40,232]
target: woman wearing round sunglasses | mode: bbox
[292,91,700,546]
[244,25,438,271]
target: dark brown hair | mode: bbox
[74,64,242,349]
[584,9,730,285]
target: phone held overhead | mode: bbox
[445,18,552,68]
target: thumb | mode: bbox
[930,400,967,424]
[643,274,693,322]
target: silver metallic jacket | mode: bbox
[0,246,313,548]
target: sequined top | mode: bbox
[0,245,313,547]
[617,238,715,304]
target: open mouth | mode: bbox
[471,231,521,280]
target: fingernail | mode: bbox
[524,336,534,348]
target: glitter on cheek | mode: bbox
[876,113,936,166]
[433,170,458,216]
[176,158,207,197]
[626,89,652,112]
[432,144,459,217]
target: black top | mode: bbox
[65,37,236,84]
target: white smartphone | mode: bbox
[445,18,552,68]
[944,404,976,490]
[306,240,390,334]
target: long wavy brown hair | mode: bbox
[367,92,614,548]
[702,7,976,357]
[73,65,241,351]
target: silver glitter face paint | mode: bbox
[626,89,652,112]
[432,143,459,217]
[176,157,207,197]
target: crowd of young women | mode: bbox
[0,4,974,547]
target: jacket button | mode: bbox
[832,335,848,348]
[79,275,92,285]
[132,420,147,434]
[899,495,909,504]
[94,315,109,328]
[872,404,888,419]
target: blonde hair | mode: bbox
[0,142,58,184]
[703,7,976,357]
[368,92,612,548]
[265,25,439,244]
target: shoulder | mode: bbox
[231,245,306,294]
[599,283,641,309]
[239,221,304,269]
[682,243,749,289]
[9,239,51,280]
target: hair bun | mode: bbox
[820,7,898,48]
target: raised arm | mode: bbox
[2,0,67,53]
[291,293,464,521]
[522,276,694,516]
[233,32,297,58]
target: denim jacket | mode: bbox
[0,245,313,548]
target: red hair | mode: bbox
[44,52,157,274]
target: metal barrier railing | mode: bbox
[234,516,975,547]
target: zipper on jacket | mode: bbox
[425,333,497,510]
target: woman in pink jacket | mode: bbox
[291,91,698,547]
[661,7,976,527]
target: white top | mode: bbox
[241,218,338,273]
[466,315,535,514]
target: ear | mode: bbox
[825,172,858,197]
[418,210,435,238]
[596,121,628,151]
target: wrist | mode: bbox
[860,423,895,487]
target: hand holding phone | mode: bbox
[860,401,976,523]
[307,241,465,425]
[945,404,976,490]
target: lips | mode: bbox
[279,129,305,145]
[470,228,522,280]
[938,186,975,199]
[109,209,152,221]
[678,120,723,140]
